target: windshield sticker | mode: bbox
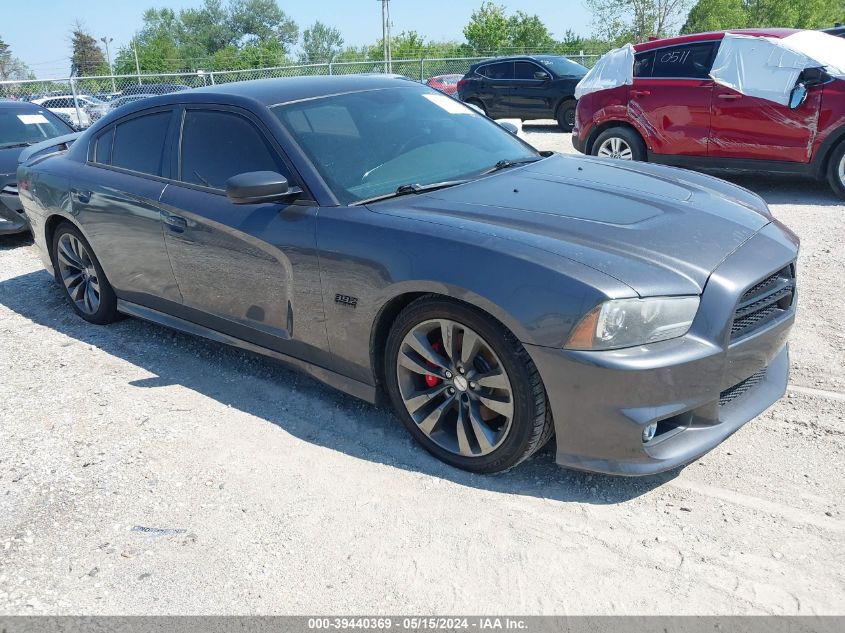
[17,114,50,125]
[423,93,473,114]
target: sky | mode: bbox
[6,0,594,78]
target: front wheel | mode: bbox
[385,297,553,473]
[591,127,647,162]
[826,141,845,200]
[52,223,119,324]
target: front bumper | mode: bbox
[527,221,798,476]
[0,181,28,235]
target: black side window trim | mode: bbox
[173,104,312,201]
[637,40,720,80]
[85,106,179,182]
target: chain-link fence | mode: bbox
[0,52,604,129]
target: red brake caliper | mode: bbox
[425,341,444,388]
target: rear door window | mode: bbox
[634,51,655,78]
[179,109,288,190]
[480,62,514,80]
[111,111,171,176]
[650,42,718,79]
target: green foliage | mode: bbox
[0,36,30,81]
[463,2,511,52]
[300,21,344,63]
[681,0,747,33]
[112,0,297,73]
[508,11,556,52]
[586,0,694,45]
[71,22,108,76]
[682,0,844,34]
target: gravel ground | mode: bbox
[1,124,843,615]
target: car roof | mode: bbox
[98,74,419,121]
[634,28,800,51]
[0,100,51,111]
[471,54,565,67]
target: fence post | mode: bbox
[328,62,333,76]
[420,57,425,82]
[209,71,215,85]
[69,75,84,129]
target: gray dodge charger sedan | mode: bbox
[17,75,798,475]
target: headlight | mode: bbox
[565,296,700,350]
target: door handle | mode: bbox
[163,213,188,233]
[630,89,651,97]
[717,93,742,100]
[71,189,91,204]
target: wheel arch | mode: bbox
[812,125,845,180]
[368,286,535,401]
[44,214,78,280]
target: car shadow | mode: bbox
[719,173,843,207]
[0,232,33,251]
[522,122,564,135]
[0,269,677,505]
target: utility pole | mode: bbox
[132,38,142,86]
[379,0,392,73]
[100,36,116,92]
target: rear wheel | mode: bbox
[385,297,553,473]
[52,223,119,324]
[556,100,577,132]
[592,127,647,162]
[826,141,845,200]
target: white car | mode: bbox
[30,95,98,128]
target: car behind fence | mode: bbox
[0,53,603,126]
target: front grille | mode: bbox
[730,264,795,340]
[719,367,767,406]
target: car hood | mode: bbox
[369,154,772,296]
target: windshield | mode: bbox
[0,108,72,148]
[272,85,538,204]
[536,56,588,77]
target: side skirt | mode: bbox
[648,152,819,178]
[116,299,378,404]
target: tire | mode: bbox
[556,100,577,132]
[52,222,119,324]
[826,140,845,200]
[464,98,487,116]
[384,296,553,474]
[591,127,647,162]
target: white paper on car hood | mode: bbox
[574,44,635,100]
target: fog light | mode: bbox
[642,422,657,443]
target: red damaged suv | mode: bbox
[572,29,845,198]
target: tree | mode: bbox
[464,2,510,53]
[508,11,556,52]
[682,0,842,34]
[299,21,344,63]
[586,0,694,44]
[681,0,746,32]
[0,36,29,81]
[229,0,298,50]
[71,21,108,75]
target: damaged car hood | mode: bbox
[368,154,772,297]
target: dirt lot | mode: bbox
[1,125,843,615]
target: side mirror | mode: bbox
[534,71,550,81]
[789,83,808,110]
[225,171,299,205]
[497,121,519,135]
